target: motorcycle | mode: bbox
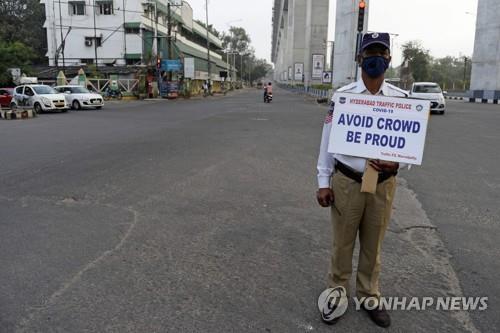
[103,88,123,101]
[264,93,273,103]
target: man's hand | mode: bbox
[317,188,334,207]
[369,159,399,173]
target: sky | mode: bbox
[187,0,478,66]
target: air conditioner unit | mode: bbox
[85,39,93,47]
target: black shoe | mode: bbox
[361,303,391,328]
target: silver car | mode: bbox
[54,85,104,110]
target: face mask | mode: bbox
[361,56,390,78]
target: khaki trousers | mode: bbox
[328,171,397,300]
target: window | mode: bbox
[69,1,85,15]
[414,84,442,93]
[85,37,102,47]
[25,87,34,96]
[99,1,114,15]
[16,87,24,94]
[32,86,56,95]
[126,58,140,65]
[125,27,140,34]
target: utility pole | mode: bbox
[58,0,65,73]
[93,0,98,70]
[205,0,211,87]
[240,54,243,82]
[463,56,468,91]
[155,2,159,57]
[329,41,334,71]
[168,3,172,61]
[123,0,127,61]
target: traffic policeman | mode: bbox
[316,32,409,328]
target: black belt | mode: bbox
[335,160,396,184]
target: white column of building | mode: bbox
[470,0,500,99]
[303,0,329,87]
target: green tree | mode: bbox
[222,27,251,54]
[250,58,272,81]
[222,27,252,79]
[430,56,471,91]
[0,41,36,85]
[0,0,46,63]
[401,41,431,82]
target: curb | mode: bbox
[0,109,36,120]
[445,96,499,104]
[467,98,499,104]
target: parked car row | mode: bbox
[0,85,104,113]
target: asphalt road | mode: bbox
[0,89,497,332]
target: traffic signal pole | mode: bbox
[354,0,366,81]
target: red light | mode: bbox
[359,1,366,9]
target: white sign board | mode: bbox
[294,63,303,81]
[184,58,195,79]
[322,71,332,83]
[312,54,325,79]
[328,93,431,165]
[288,67,293,81]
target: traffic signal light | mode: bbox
[156,57,161,69]
[357,0,366,32]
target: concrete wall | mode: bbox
[470,0,500,96]
[271,0,329,86]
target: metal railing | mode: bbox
[279,84,333,100]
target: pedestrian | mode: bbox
[202,80,208,97]
[316,32,409,328]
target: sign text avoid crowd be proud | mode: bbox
[328,93,431,165]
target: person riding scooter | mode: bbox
[264,82,273,103]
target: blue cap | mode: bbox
[361,32,390,52]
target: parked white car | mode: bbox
[409,82,446,115]
[54,85,104,110]
[12,85,69,113]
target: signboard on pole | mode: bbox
[294,63,303,81]
[161,59,182,72]
[312,54,325,79]
[328,93,431,165]
[322,71,332,83]
[184,57,195,78]
[288,66,293,81]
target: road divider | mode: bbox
[0,109,36,120]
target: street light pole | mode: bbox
[463,56,468,91]
[58,0,65,73]
[93,0,98,70]
[205,0,211,88]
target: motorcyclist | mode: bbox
[265,82,273,102]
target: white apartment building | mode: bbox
[41,0,229,80]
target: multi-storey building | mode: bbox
[41,0,229,81]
